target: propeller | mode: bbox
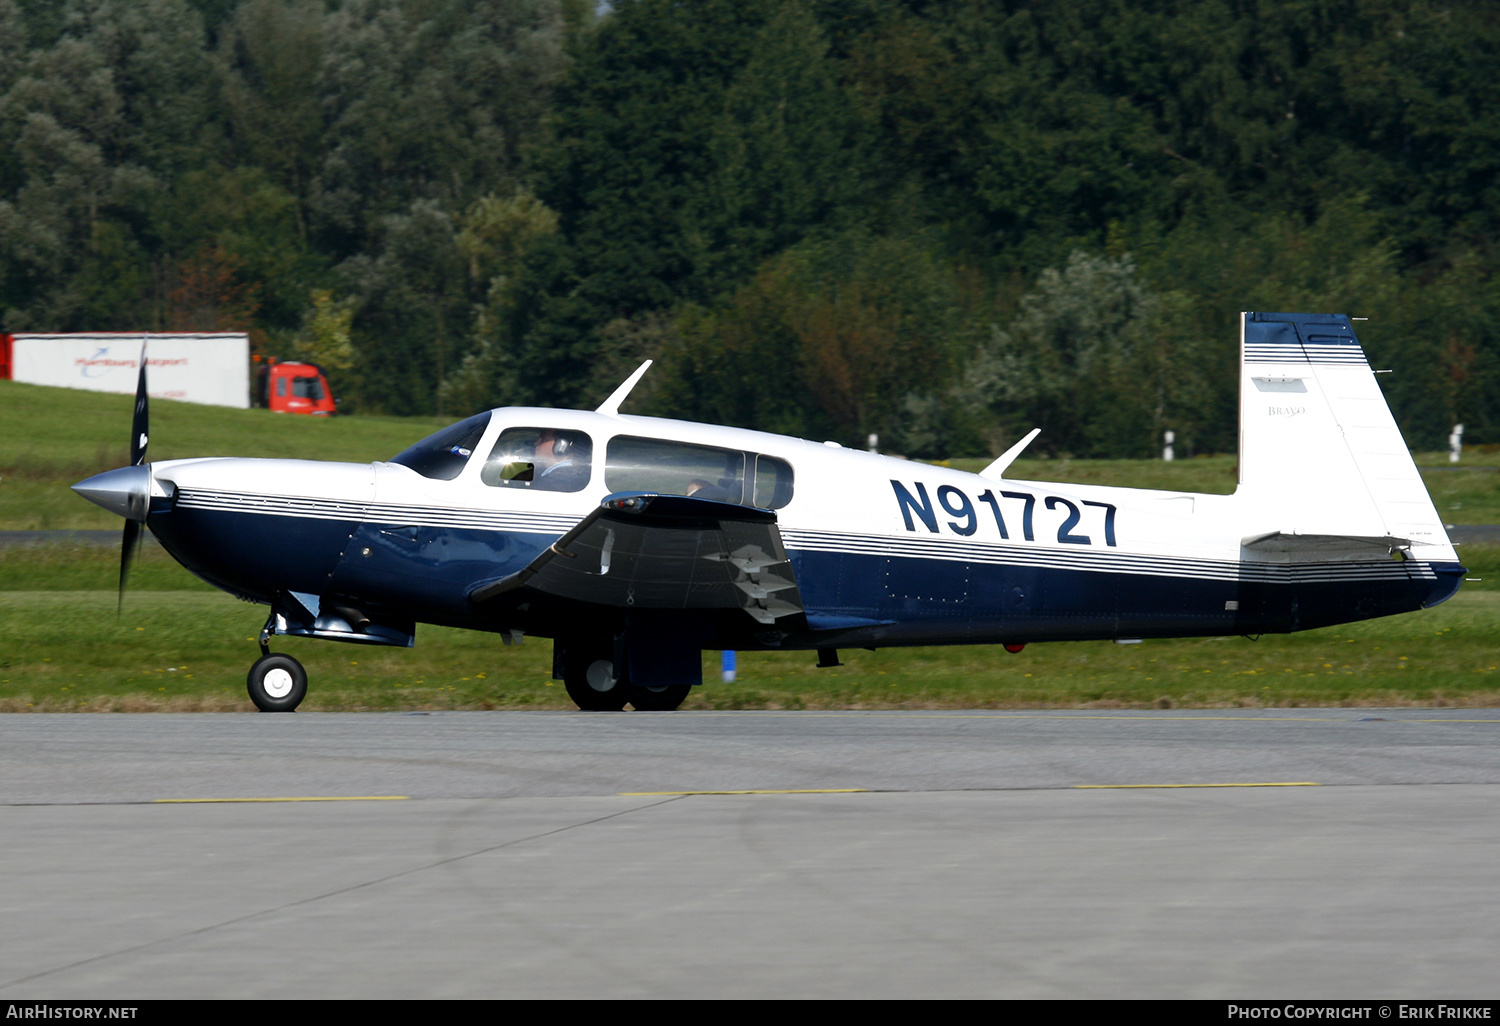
[119,340,149,611]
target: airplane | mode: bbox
[72,311,1465,712]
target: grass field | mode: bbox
[0,380,445,530]
[1,541,1495,712]
[5,378,1500,527]
[3,379,1496,711]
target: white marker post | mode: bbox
[1450,423,1464,463]
[1163,430,1175,462]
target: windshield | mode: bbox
[388,412,492,481]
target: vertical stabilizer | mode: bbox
[1237,312,1453,559]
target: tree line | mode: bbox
[3,0,1498,456]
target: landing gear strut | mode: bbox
[247,652,307,712]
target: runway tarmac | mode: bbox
[4,709,1499,998]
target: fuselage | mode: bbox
[139,406,1466,652]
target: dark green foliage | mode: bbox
[654,228,972,454]
[1,0,1497,445]
[1,0,565,415]
[533,1,769,307]
[341,198,470,415]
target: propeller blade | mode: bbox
[119,518,141,615]
[130,339,149,466]
[120,339,148,613]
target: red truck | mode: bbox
[255,358,337,416]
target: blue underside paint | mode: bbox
[789,549,1464,645]
[148,506,1466,650]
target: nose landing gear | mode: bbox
[247,611,307,712]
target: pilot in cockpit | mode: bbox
[531,428,589,490]
[483,427,592,492]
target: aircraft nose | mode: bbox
[72,465,152,522]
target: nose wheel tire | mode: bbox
[248,653,307,712]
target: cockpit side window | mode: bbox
[605,436,746,503]
[481,427,593,492]
[388,411,492,481]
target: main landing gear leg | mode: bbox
[248,610,306,712]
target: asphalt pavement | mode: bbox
[3,709,1499,998]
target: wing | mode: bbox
[468,492,805,625]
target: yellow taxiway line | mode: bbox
[1075,782,1320,789]
[155,796,410,803]
[619,788,870,796]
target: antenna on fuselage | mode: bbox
[595,359,653,416]
[978,427,1041,480]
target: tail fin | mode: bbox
[1236,311,1454,559]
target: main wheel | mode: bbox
[628,683,691,712]
[248,653,307,712]
[562,645,629,711]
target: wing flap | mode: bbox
[470,492,805,624]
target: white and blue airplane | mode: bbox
[73,311,1465,711]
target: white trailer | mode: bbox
[0,332,250,408]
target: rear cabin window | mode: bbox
[606,436,747,503]
[753,454,794,509]
[604,437,794,509]
[480,427,593,492]
[388,411,492,481]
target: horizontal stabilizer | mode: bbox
[1241,531,1410,554]
[469,492,804,624]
